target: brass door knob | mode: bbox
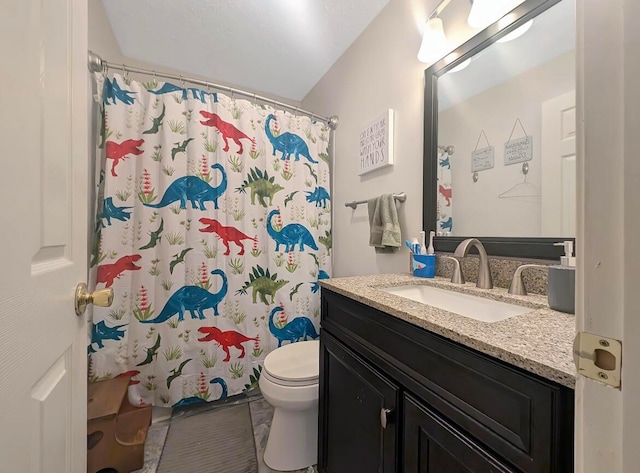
[75,283,114,316]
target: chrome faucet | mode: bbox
[454,238,493,289]
[508,264,549,295]
[439,255,465,284]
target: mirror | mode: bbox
[423,0,576,259]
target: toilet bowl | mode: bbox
[259,340,319,471]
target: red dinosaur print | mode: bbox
[97,254,142,288]
[116,370,141,385]
[439,184,452,207]
[199,111,253,154]
[198,326,259,362]
[106,139,144,177]
[199,218,257,256]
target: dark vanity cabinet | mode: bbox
[318,290,574,473]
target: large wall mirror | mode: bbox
[423,0,576,259]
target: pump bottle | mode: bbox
[548,241,575,314]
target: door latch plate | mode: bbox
[573,331,621,388]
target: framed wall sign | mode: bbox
[358,109,394,175]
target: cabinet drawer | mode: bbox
[322,290,573,472]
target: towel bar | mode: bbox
[344,192,406,209]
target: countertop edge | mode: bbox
[321,275,576,390]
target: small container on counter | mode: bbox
[412,254,436,278]
[548,241,576,314]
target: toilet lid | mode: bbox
[264,340,319,383]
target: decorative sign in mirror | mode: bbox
[423,0,576,259]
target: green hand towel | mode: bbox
[368,194,401,253]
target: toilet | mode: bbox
[259,340,319,471]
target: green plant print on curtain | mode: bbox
[89,74,332,407]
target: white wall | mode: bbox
[302,0,440,277]
[439,50,574,237]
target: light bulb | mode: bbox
[468,0,511,29]
[417,17,449,64]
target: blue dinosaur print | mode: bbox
[101,197,132,226]
[89,321,127,353]
[148,83,218,104]
[439,156,451,169]
[103,77,136,105]
[171,377,228,408]
[210,377,228,400]
[268,306,319,348]
[144,163,227,210]
[140,269,228,324]
[265,114,317,163]
[440,217,453,232]
[171,397,206,408]
[267,209,318,252]
[305,186,331,208]
[311,269,330,294]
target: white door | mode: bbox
[576,1,640,472]
[0,0,88,472]
[541,90,576,236]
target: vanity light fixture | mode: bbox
[417,0,453,64]
[468,0,526,29]
[417,17,449,64]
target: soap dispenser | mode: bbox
[548,241,576,314]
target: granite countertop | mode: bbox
[320,273,576,389]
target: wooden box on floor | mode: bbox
[87,376,152,473]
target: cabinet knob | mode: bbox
[380,408,394,429]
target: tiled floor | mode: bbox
[134,393,317,473]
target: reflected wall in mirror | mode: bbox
[424,0,576,258]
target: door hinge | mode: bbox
[573,332,621,389]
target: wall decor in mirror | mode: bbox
[423,0,576,259]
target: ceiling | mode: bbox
[101,0,391,102]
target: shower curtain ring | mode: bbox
[179,75,185,87]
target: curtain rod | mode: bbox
[87,50,339,130]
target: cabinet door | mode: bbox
[319,332,400,473]
[403,394,515,473]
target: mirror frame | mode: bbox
[422,0,575,260]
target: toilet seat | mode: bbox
[263,340,319,387]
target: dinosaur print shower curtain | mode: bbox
[90,73,332,407]
[437,150,453,234]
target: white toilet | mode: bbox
[259,340,319,471]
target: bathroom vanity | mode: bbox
[318,274,575,473]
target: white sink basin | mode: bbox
[382,285,533,323]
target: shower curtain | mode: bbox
[89,74,332,407]
[437,150,453,234]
